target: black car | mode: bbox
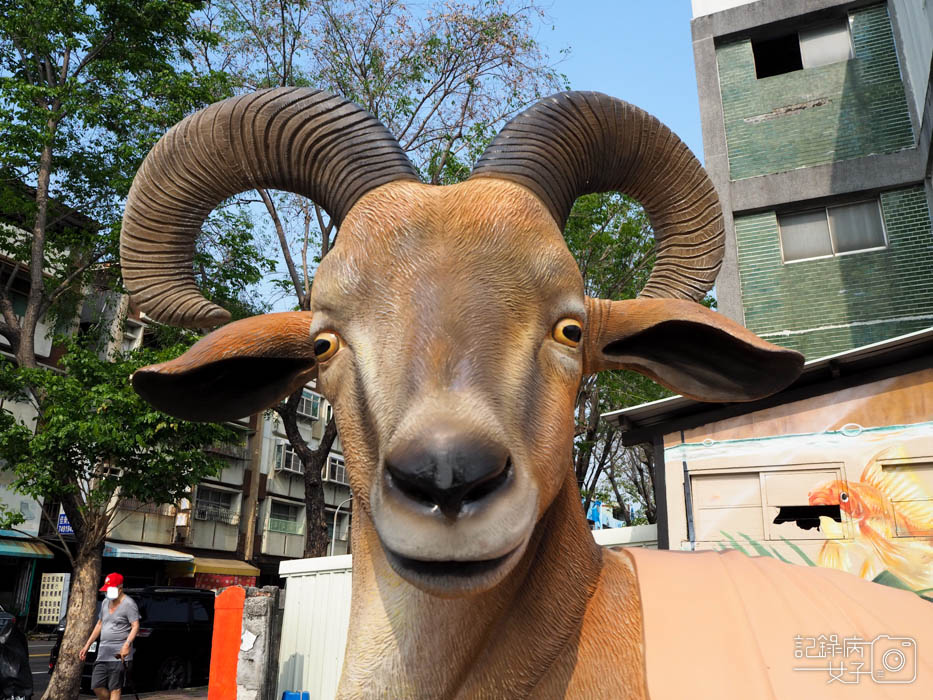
[49,587,214,692]
[0,604,32,700]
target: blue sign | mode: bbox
[57,513,73,535]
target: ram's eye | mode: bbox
[553,319,583,347]
[313,332,340,361]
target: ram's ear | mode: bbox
[583,298,803,402]
[132,312,317,422]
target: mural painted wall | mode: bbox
[662,367,933,594]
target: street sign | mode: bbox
[57,512,73,535]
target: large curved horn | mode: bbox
[121,87,419,328]
[469,91,722,301]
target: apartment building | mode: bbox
[0,251,349,624]
[93,307,351,589]
[692,0,933,358]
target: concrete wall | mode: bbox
[717,3,913,180]
[693,0,756,19]
[889,0,933,124]
[735,185,933,358]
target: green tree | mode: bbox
[0,4,267,697]
[185,0,563,556]
[0,0,268,374]
[563,193,671,523]
[0,340,236,700]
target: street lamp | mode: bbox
[330,495,353,556]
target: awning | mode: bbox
[103,541,193,562]
[0,538,53,559]
[190,557,259,576]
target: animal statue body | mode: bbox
[120,88,933,697]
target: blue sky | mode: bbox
[540,1,704,161]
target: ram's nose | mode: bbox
[384,424,511,519]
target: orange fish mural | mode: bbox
[808,446,933,590]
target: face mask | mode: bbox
[106,586,119,600]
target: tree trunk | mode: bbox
[19,131,57,370]
[303,418,338,557]
[42,540,102,700]
[274,390,339,558]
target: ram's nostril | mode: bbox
[383,428,511,517]
[462,458,511,505]
[385,470,437,509]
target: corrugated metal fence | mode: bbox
[276,555,353,699]
[276,524,657,698]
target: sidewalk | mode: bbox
[136,687,207,699]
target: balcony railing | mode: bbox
[205,442,249,460]
[194,504,240,525]
[268,517,302,535]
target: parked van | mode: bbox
[49,587,214,691]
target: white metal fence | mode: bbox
[277,554,353,700]
[276,524,657,698]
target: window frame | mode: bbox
[324,453,348,485]
[275,441,304,475]
[690,462,851,544]
[268,499,304,535]
[778,198,888,264]
[751,15,854,80]
[296,390,321,421]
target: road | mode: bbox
[24,640,207,699]
[27,638,54,698]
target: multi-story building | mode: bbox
[1,232,350,623]
[100,309,351,589]
[692,0,933,358]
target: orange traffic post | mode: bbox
[208,585,245,700]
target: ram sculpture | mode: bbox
[121,88,933,698]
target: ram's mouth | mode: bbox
[370,463,539,597]
[381,541,528,597]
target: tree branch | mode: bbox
[258,188,303,299]
[72,31,114,78]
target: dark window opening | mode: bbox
[752,34,803,79]
[772,504,841,531]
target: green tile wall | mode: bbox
[717,3,914,180]
[735,186,933,359]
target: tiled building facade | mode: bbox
[692,0,933,358]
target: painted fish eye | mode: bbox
[840,492,849,503]
[553,319,583,347]
[313,332,340,361]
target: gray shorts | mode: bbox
[91,660,127,691]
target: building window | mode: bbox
[325,454,347,485]
[752,19,852,79]
[121,320,144,353]
[778,199,886,263]
[881,460,933,537]
[326,508,350,543]
[275,442,304,475]
[296,391,320,420]
[194,487,240,525]
[268,501,303,535]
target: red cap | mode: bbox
[100,573,124,591]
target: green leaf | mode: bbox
[779,537,817,566]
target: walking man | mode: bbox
[79,573,139,700]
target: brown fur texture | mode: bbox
[131,178,801,697]
[123,90,810,698]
